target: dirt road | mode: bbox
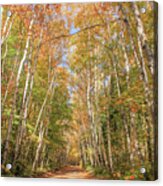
[40,166,95,179]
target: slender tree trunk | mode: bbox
[1,15,14,46]
[2,49,20,110]
[14,45,33,161]
[103,73,114,172]
[109,52,133,163]
[86,63,100,167]
[80,141,87,167]
[39,125,49,169]
[1,15,10,45]
[16,18,34,87]
[106,117,113,172]
[99,125,109,168]
[33,70,56,134]
[2,18,34,164]
[32,121,45,171]
[119,22,130,88]
[133,2,154,75]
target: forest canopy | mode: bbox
[1,1,158,180]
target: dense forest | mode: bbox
[1,2,157,180]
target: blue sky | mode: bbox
[69,24,80,35]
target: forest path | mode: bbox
[40,165,95,179]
